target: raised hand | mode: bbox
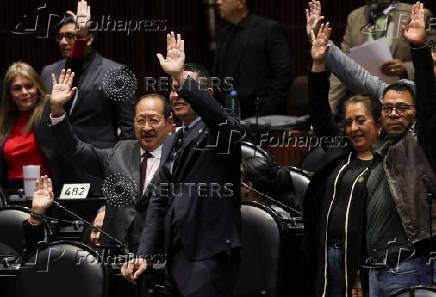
[311,22,332,70]
[156,31,185,85]
[66,0,91,37]
[50,69,77,113]
[401,2,426,46]
[306,0,324,39]
[31,175,54,218]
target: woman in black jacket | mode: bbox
[303,23,382,297]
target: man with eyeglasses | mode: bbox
[48,68,175,252]
[121,32,241,297]
[40,0,136,196]
[309,2,436,295]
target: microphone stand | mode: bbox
[241,182,302,216]
[254,97,265,158]
[52,201,129,251]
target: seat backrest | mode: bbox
[241,141,272,161]
[299,145,327,173]
[17,241,107,297]
[288,166,311,210]
[235,202,281,297]
[0,191,7,207]
[0,208,30,256]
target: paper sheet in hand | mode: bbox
[349,38,399,84]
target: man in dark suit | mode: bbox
[40,1,136,195]
[214,0,293,119]
[48,69,174,252]
[122,32,241,297]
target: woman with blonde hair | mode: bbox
[0,62,51,190]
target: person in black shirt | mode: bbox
[214,0,293,119]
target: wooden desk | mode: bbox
[264,130,312,166]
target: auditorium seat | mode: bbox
[241,141,273,161]
[235,201,305,297]
[0,207,31,257]
[299,145,327,173]
[287,166,311,210]
[17,241,108,297]
[0,191,7,207]
[235,201,281,297]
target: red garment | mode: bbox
[3,111,48,180]
[71,34,87,59]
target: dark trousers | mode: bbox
[161,243,241,297]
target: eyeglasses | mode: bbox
[381,103,415,116]
[56,33,76,42]
[345,116,369,128]
[135,117,162,128]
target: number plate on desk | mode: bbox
[59,184,90,199]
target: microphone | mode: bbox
[368,1,396,29]
[241,182,302,216]
[52,201,129,250]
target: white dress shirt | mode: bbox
[140,146,161,195]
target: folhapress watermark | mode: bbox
[11,3,167,38]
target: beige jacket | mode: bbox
[328,2,434,115]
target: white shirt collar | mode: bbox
[140,145,162,160]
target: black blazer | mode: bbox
[214,13,293,118]
[50,116,155,252]
[40,51,136,194]
[41,51,135,147]
[137,78,241,261]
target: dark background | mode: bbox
[1,0,435,96]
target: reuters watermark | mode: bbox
[144,182,235,199]
[144,76,234,93]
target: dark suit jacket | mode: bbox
[40,51,136,195]
[50,116,155,252]
[137,78,241,261]
[214,13,293,119]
